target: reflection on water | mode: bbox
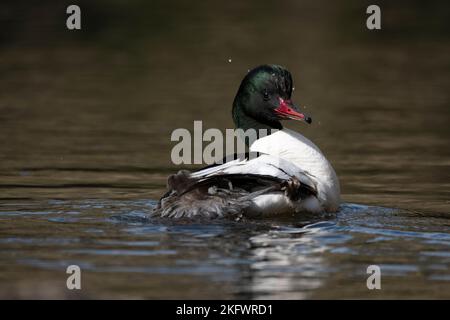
[0,1,449,298]
[0,200,449,299]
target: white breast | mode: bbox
[250,128,341,212]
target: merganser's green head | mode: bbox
[232,64,311,132]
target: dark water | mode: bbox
[0,1,449,298]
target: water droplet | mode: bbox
[228,58,232,63]
[292,87,295,91]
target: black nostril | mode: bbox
[305,116,312,124]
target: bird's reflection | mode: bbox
[234,220,341,299]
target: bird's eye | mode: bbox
[263,90,270,101]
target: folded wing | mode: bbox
[152,154,318,219]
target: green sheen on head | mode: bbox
[232,65,294,130]
[231,64,310,133]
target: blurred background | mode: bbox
[0,0,449,299]
[0,0,449,210]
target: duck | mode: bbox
[152,64,340,219]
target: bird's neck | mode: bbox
[232,103,282,136]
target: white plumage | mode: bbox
[189,128,340,214]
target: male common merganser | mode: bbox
[152,65,340,219]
